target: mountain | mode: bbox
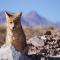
[0,12,6,26]
[22,11,54,28]
[55,22,60,28]
[0,11,59,28]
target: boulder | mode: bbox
[0,45,31,60]
[27,36,44,47]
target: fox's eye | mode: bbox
[10,22,12,24]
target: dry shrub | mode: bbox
[44,30,51,35]
[0,27,6,46]
[23,26,47,39]
[23,26,34,40]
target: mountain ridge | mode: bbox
[0,11,60,28]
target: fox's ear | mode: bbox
[5,12,13,21]
[15,12,22,20]
[5,12,13,17]
[5,12,9,21]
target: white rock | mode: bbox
[27,36,44,47]
[41,36,46,40]
[0,45,31,60]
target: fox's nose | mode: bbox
[12,24,16,29]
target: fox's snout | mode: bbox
[12,24,16,29]
[10,23,16,30]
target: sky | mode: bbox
[0,0,60,22]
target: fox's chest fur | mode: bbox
[6,28,27,51]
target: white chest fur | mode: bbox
[6,29,14,46]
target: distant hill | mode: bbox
[0,11,60,29]
[55,22,60,28]
[0,12,6,26]
[22,11,54,28]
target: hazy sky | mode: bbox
[0,0,60,22]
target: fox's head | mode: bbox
[5,12,22,31]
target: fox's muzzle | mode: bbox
[12,24,16,29]
[11,23,16,30]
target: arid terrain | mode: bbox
[0,26,60,58]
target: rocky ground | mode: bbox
[0,28,60,60]
[27,30,60,57]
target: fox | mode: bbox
[5,12,28,54]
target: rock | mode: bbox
[41,36,46,40]
[0,45,31,60]
[27,36,44,47]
